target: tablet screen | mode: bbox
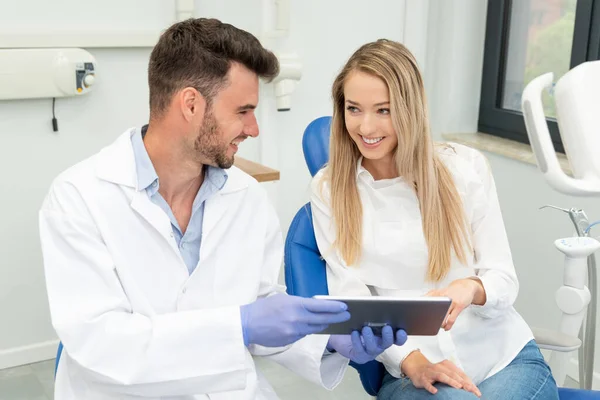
[313,295,451,335]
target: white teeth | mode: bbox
[361,136,383,144]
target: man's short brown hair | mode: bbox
[148,18,279,117]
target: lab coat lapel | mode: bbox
[130,190,175,246]
[96,128,180,257]
[202,191,228,238]
[95,130,137,188]
[202,168,248,237]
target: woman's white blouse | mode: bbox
[310,143,534,384]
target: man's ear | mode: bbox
[179,87,207,122]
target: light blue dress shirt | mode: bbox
[131,125,228,274]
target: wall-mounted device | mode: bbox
[261,0,291,39]
[272,53,302,111]
[0,48,97,100]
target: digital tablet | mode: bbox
[313,295,452,335]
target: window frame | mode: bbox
[478,0,600,153]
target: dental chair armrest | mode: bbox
[532,327,582,352]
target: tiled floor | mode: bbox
[0,357,581,400]
[0,357,370,400]
[0,360,55,400]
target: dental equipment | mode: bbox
[523,61,600,390]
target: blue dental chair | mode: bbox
[284,116,600,399]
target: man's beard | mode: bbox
[193,110,234,169]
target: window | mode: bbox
[479,0,600,153]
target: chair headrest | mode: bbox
[302,116,332,177]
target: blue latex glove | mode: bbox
[327,326,408,364]
[240,294,351,347]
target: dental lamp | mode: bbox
[522,60,600,390]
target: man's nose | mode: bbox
[244,114,259,138]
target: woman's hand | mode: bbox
[426,278,486,330]
[402,351,481,397]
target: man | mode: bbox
[39,18,406,399]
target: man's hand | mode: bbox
[426,278,486,330]
[402,351,481,397]
[327,326,407,364]
[240,294,351,347]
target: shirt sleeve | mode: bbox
[463,148,520,318]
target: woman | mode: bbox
[310,39,559,399]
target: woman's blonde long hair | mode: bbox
[326,39,471,282]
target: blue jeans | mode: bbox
[377,340,559,400]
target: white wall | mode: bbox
[425,0,600,387]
